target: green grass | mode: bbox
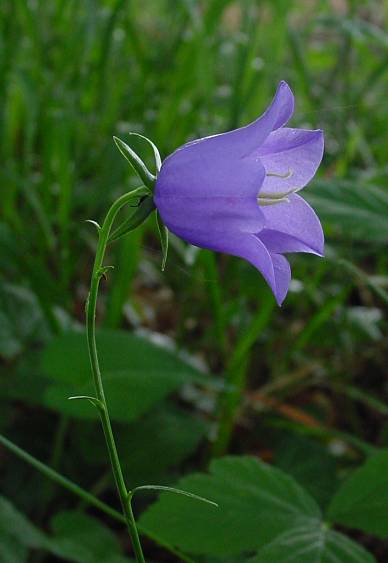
[1,0,388,561]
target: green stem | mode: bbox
[0,433,195,563]
[86,190,146,562]
[0,433,122,523]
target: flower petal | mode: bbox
[216,234,276,297]
[196,232,290,306]
[225,80,294,155]
[271,253,291,306]
[162,81,294,170]
[236,236,291,305]
[155,147,266,200]
[156,195,265,250]
[261,81,295,132]
[258,193,324,255]
[258,128,324,194]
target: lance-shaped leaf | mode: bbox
[113,136,156,188]
[130,485,218,508]
[156,211,169,270]
[109,195,156,243]
[68,395,104,412]
[127,132,162,174]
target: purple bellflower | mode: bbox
[154,81,324,305]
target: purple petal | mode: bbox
[236,236,291,306]
[258,128,324,194]
[197,232,290,306]
[155,147,266,201]
[258,194,324,255]
[271,254,291,306]
[156,195,265,250]
[225,80,294,155]
[263,81,295,132]
[161,81,294,171]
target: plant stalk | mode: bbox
[85,191,146,562]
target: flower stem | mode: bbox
[0,433,196,563]
[0,433,122,522]
[86,191,146,562]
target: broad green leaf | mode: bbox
[140,456,321,556]
[121,406,207,485]
[250,521,376,563]
[73,406,207,486]
[41,330,204,385]
[306,180,388,244]
[43,369,186,422]
[1,358,48,406]
[41,330,208,422]
[0,496,48,550]
[48,511,133,563]
[0,534,27,563]
[327,449,388,538]
[274,435,337,508]
[0,282,48,359]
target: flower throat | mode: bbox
[257,169,298,206]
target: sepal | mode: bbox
[109,195,156,243]
[156,211,169,271]
[113,135,158,189]
[126,132,162,173]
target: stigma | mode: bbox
[258,169,297,207]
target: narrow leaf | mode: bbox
[109,196,156,243]
[85,220,101,231]
[131,485,218,508]
[156,211,169,271]
[127,132,162,173]
[113,136,155,188]
[68,396,104,411]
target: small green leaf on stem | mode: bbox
[130,485,218,508]
[156,212,169,271]
[109,195,156,243]
[113,136,156,189]
[97,265,114,280]
[68,395,105,412]
[127,132,162,173]
[85,219,101,231]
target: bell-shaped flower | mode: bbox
[154,81,324,305]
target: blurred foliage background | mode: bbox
[1,0,388,561]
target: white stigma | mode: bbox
[265,169,293,179]
[258,169,297,207]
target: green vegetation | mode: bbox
[1,1,387,561]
